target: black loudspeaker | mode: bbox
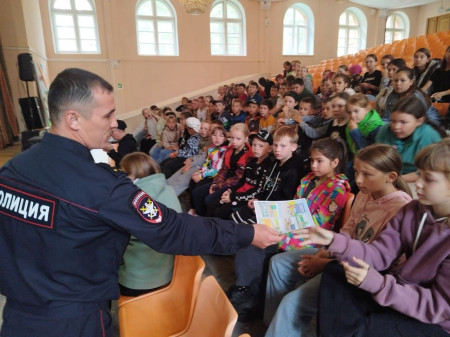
[21,130,42,151]
[18,53,35,82]
[19,97,44,130]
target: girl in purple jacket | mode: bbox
[299,139,450,336]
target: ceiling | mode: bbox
[349,0,440,9]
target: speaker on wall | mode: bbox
[17,53,35,82]
[18,97,44,130]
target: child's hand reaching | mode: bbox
[341,257,370,286]
[294,226,334,246]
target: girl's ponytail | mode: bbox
[394,176,412,196]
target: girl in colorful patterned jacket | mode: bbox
[188,125,228,213]
[190,123,253,216]
[279,137,351,251]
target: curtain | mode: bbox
[0,55,19,149]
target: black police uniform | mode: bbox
[0,133,254,337]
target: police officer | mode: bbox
[0,68,280,337]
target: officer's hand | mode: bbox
[251,224,281,249]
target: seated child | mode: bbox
[315,78,333,101]
[346,93,384,154]
[348,64,362,90]
[175,97,188,112]
[230,99,247,125]
[299,66,313,93]
[206,130,273,219]
[331,73,356,96]
[160,117,202,179]
[294,97,334,142]
[118,152,181,296]
[302,139,450,337]
[269,84,280,108]
[190,123,252,215]
[259,99,277,134]
[245,99,261,133]
[133,107,159,154]
[213,100,232,131]
[167,121,221,197]
[188,125,228,211]
[246,81,263,105]
[376,96,443,183]
[325,92,350,141]
[283,61,292,78]
[272,82,289,117]
[275,91,300,132]
[151,115,181,163]
[264,144,412,336]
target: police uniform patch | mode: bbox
[131,191,162,223]
[0,183,56,229]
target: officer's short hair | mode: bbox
[48,68,113,124]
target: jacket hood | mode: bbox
[135,173,167,198]
[373,190,412,206]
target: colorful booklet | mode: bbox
[254,199,314,233]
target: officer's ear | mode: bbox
[66,110,81,131]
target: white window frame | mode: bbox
[136,0,179,56]
[384,11,409,44]
[337,7,367,57]
[210,0,246,56]
[282,3,314,56]
[49,0,100,54]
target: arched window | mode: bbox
[337,7,367,57]
[136,0,179,56]
[282,3,314,55]
[385,11,409,44]
[210,0,246,56]
[49,0,100,53]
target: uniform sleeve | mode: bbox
[99,181,254,255]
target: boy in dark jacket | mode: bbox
[227,127,308,321]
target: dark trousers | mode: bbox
[1,301,113,337]
[140,138,156,154]
[191,183,227,216]
[161,157,185,179]
[235,244,278,296]
[318,261,450,337]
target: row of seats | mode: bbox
[118,255,243,337]
[307,32,449,90]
